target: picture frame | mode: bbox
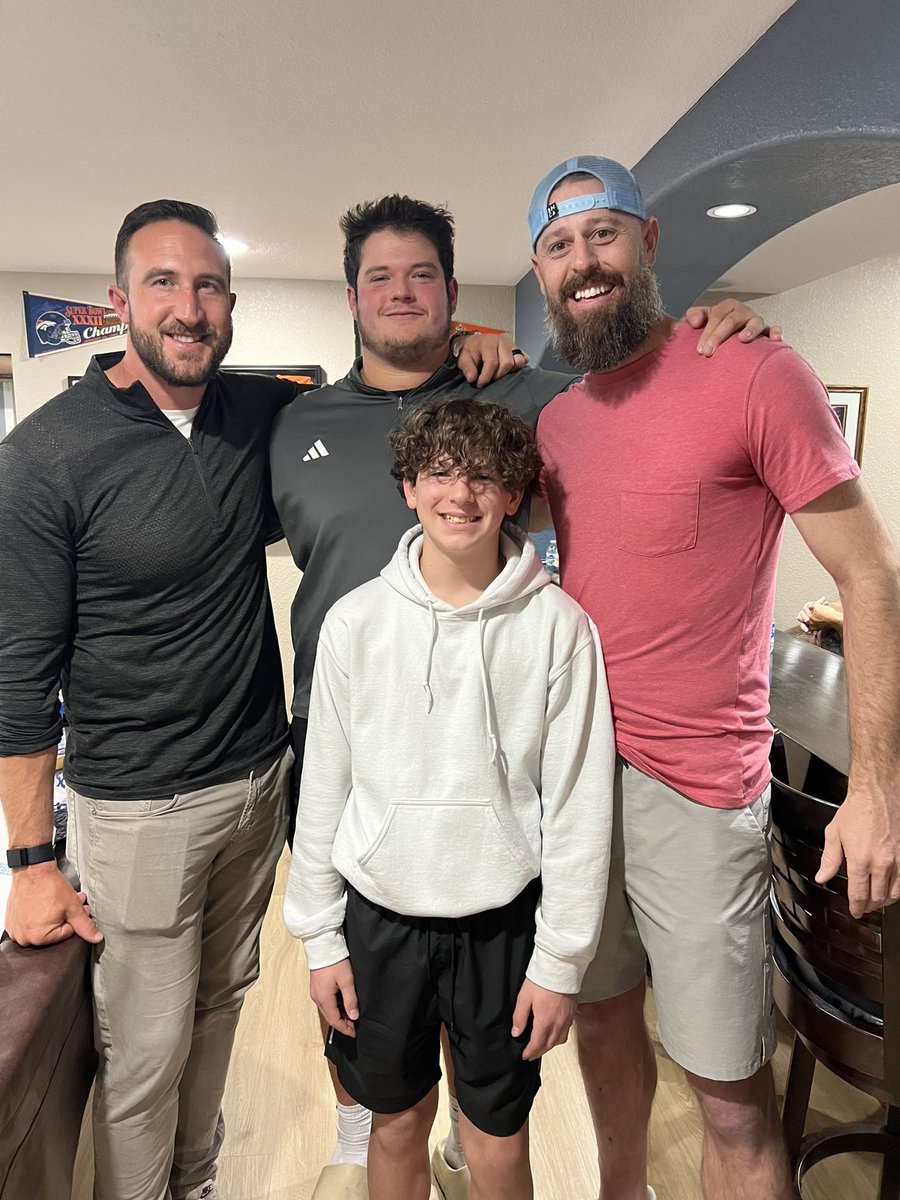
[826,386,868,464]
[68,365,326,392]
[1,378,15,438]
[221,365,324,390]
[0,356,14,437]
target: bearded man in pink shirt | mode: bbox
[527,155,900,1200]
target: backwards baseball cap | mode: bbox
[528,155,647,248]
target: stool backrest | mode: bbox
[770,741,900,1097]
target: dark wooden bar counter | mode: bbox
[769,628,850,777]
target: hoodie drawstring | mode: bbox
[422,601,437,713]
[477,609,500,766]
[421,601,500,769]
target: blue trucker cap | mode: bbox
[528,155,647,248]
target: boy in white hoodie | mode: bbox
[285,397,615,1200]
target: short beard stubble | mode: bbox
[130,320,233,388]
[356,305,452,370]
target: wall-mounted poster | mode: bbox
[826,386,868,464]
[23,292,127,358]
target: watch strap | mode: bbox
[6,842,55,868]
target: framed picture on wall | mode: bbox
[221,365,324,390]
[68,365,326,392]
[1,379,15,439]
[826,386,868,465]
[0,355,14,437]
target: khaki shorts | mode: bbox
[579,759,776,1081]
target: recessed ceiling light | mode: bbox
[218,236,248,255]
[706,203,757,219]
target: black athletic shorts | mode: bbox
[326,879,543,1137]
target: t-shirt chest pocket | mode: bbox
[618,481,699,557]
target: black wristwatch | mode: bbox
[6,842,55,869]
[450,329,479,357]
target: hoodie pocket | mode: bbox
[353,797,538,914]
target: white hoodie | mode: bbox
[284,523,615,994]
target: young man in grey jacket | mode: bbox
[285,397,615,1200]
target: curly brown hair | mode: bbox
[389,397,543,495]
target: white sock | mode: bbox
[599,1188,656,1200]
[441,1093,467,1170]
[329,1102,371,1167]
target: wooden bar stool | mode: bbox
[770,738,900,1199]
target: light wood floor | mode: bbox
[74,852,881,1199]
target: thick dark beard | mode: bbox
[130,322,233,388]
[545,264,663,374]
[358,317,452,369]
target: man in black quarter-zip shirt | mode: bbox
[0,200,297,1200]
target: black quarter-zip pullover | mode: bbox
[0,353,297,799]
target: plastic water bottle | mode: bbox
[542,539,560,584]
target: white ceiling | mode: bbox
[2,0,796,287]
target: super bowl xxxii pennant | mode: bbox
[23,292,127,358]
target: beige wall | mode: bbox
[752,252,900,629]
[0,270,515,704]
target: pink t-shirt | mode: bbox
[536,324,859,808]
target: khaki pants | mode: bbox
[67,747,291,1200]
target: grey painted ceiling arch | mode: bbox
[516,0,900,367]
[650,131,900,316]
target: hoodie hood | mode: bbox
[380,521,550,764]
[380,520,550,613]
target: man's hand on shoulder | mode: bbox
[512,977,576,1061]
[5,861,103,946]
[685,299,784,357]
[456,332,529,387]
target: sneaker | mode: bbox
[310,1163,368,1199]
[431,1143,471,1200]
[181,1184,221,1200]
